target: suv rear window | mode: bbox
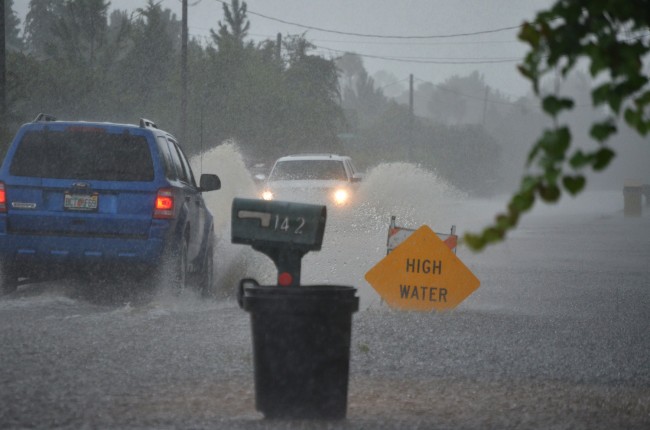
[9,129,154,181]
[270,160,347,181]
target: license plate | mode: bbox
[64,192,98,211]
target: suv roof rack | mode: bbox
[139,118,158,129]
[33,113,57,123]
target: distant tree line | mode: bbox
[4,0,345,163]
[3,0,537,196]
[336,56,508,196]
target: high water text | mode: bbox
[400,258,447,302]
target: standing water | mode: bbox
[193,144,485,307]
[194,143,638,309]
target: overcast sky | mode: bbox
[14,0,556,98]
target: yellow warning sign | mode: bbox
[365,225,480,311]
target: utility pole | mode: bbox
[409,74,414,119]
[0,0,6,127]
[482,86,489,126]
[180,0,188,143]
[408,74,414,161]
[276,33,282,63]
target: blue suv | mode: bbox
[0,115,222,296]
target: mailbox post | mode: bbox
[232,198,326,286]
[231,198,358,420]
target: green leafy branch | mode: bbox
[465,0,650,250]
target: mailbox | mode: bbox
[232,198,327,287]
[232,198,326,251]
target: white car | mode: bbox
[261,154,363,208]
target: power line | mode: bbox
[309,38,521,47]
[184,33,522,65]
[195,26,521,47]
[376,77,411,90]
[315,45,521,65]
[184,29,523,66]
[184,34,521,66]
[213,0,520,40]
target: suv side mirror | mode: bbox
[231,198,327,286]
[200,174,221,191]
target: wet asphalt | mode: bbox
[0,196,648,429]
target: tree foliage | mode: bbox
[465,0,650,250]
[4,0,346,164]
[210,0,251,54]
[118,1,176,118]
[341,68,387,128]
[4,0,22,51]
[6,0,519,196]
[427,72,490,124]
[48,0,111,67]
[283,38,344,153]
[24,0,65,57]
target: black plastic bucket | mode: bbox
[240,282,359,420]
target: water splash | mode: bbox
[330,162,466,237]
[189,149,476,303]
[191,140,259,232]
[191,142,274,297]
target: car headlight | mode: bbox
[333,188,350,206]
[261,190,274,200]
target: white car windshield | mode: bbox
[269,160,347,181]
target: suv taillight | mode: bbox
[0,182,6,213]
[153,188,174,219]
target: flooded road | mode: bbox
[1,145,648,429]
